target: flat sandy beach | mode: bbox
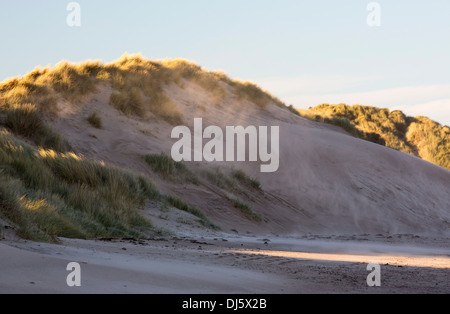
[1,229,448,294]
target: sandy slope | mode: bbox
[50,80,450,236]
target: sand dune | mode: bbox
[1,68,449,294]
[50,80,450,236]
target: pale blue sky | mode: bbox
[1,1,449,125]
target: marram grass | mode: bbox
[298,104,450,170]
[0,131,157,242]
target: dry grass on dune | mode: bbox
[0,60,103,151]
[87,111,102,128]
[106,54,293,116]
[0,129,222,242]
[0,53,296,141]
[406,116,450,169]
[144,152,199,185]
[230,80,285,109]
[0,130,158,242]
[160,58,227,102]
[105,55,184,124]
[299,104,450,170]
[143,151,264,224]
[2,102,70,152]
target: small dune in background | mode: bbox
[298,104,450,170]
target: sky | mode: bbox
[1,0,449,125]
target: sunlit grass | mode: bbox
[0,132,220,242]
[3,103,70,152]
[160,58,226,103]
[230,80,284,108]
[0,132,157,242]
[110,88,145,116]
[0,53,298,141]
[299,104,449,170]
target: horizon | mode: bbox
[1,1,449,126]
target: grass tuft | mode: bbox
[231,198,262,222]
[87,111,102,128]
[230,80,285,109]
[144,152,199,184]
[165,195,219,230]
[110,88,144,116]
[232,169,262,191]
